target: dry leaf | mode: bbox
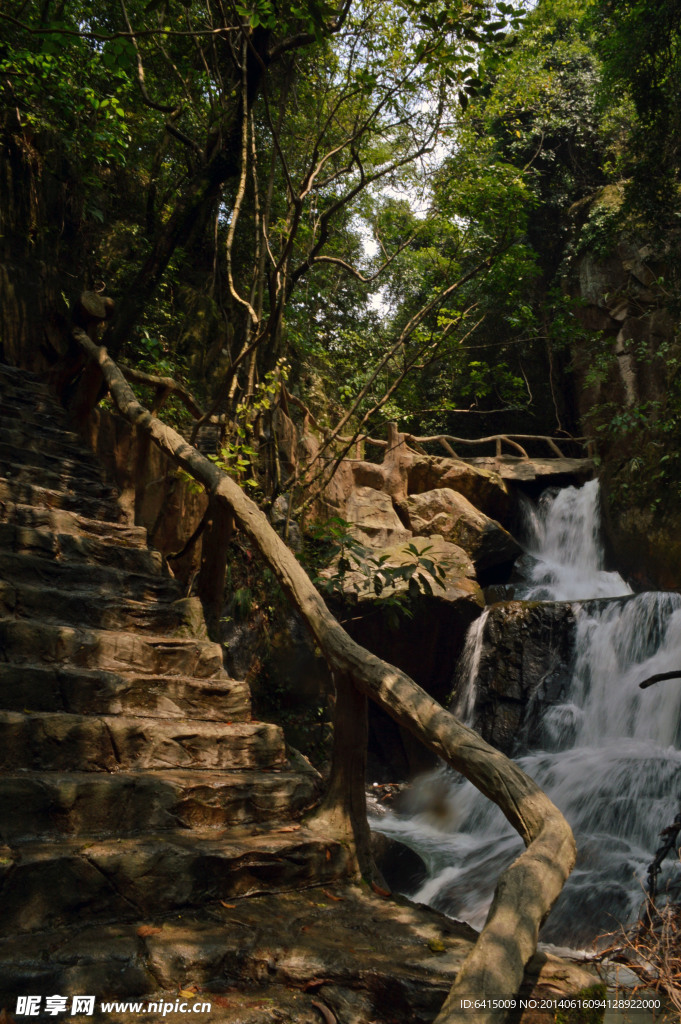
[137,924,162,937]
[179,988,198,998]
[276,824,301,833]
[325,848,331,861]
[322,889,343,902]
[428,939,446,953]
[220,901,236,909]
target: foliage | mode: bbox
[307,517,447,629]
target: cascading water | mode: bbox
[373,479,681,947]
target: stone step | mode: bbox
[0,768,321,842]
[0,664,251,722]
[0,830,350,935]
[0,577,183,633]
[0,500,148,547]
[0,523,165,575]
[0,439,110,485]
[0,361,51,388]
[0,406,85,448]
[0,423,101,464]
[0,711,286,772]
[0,552,177,612]
[0,618,226,676]
[0,476,123,522]
[0,377,61,410]
[0,456,118,500]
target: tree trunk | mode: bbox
[198,497,233,639]
[72,328,577,1024]
[310,671,379,882]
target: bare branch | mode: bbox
[639,671,681,690]
[119,0,177,113]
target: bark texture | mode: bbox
[71,328,577,1024]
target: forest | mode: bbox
[1,0,681,1020]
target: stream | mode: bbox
[372,480,681,949]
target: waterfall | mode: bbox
[373,480,681,947]
[451,607,490,724]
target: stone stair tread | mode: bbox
[0,424,103,462]
[0,440,109,480]
[0,408,85,446]
[0,528,168,576]
[0,458,117,497]
[0,617,226,675]
[0,663,251,721]
[0,577,183,632]
[0,476,123,521]
[0,550,172,592]
[0,768,321,840]
[0,830,351,935]
[0,710,287,771]
[0,501,148,546]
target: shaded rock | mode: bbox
[330,536,483,779]
[452,600,576,754]
[344,486,411,547]
[370,831,428,896]
[405,488,521,571]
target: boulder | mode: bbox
[406,455,510,520]
[332,534,479,605]
[452,600,577,754]
[327,536,483,779]
[344,486,411,547]
[405,488,520,571]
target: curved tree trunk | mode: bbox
[72,328,577,1024]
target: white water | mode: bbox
[373,480,681,946]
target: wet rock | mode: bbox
[405,488,521,571]
[370,832,428,895]
[453,600,576,754]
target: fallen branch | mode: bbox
[639,671,681,690]
[73,327,576,1024]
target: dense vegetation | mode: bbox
[2,0,681,518]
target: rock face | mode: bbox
[405,488,521,570]
[454,600,576,755]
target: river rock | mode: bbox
[370,831,428,895]
[452,600,576,754]
[405,488,521,571]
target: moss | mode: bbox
[554,984,607,1024]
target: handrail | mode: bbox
[72,327,577,1024]
[359,432,585,460]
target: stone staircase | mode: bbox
[0,361,350,1008]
